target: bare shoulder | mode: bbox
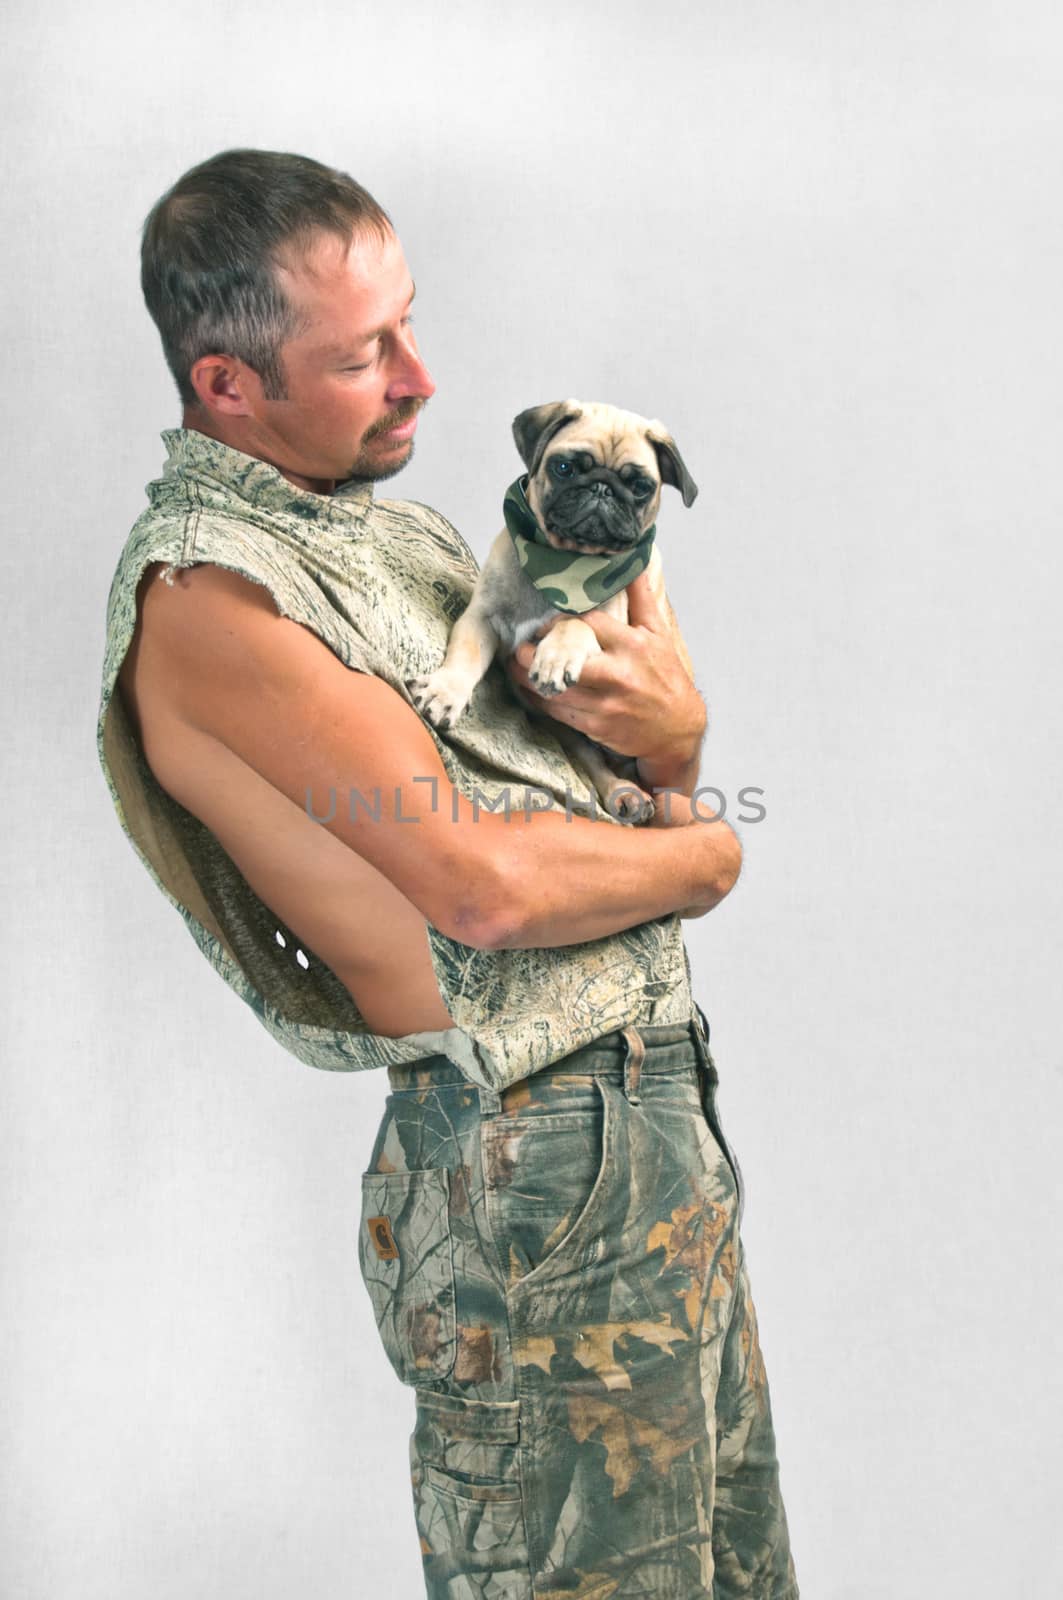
[119,561,272,739]
[117,559,435,823]
[127,560,282,667]
[121,559,366,731]
[134,559,285,648]
[118,558,346,796]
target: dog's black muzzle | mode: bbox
[544,478,642,548]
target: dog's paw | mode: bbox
[405,669,473,731]
[528,629,599,698]
[604,781,656,826]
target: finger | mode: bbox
[624,570,669,633]
[506,641,542,679]
[576,607,639,647]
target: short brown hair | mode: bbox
[141,148,393,406]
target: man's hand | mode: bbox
[505,569,707,794]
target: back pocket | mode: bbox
[358,1168,456,1385]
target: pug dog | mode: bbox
[405,399,698,823]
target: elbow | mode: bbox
[710,824,743,903]
[430,847,520,951]
[472,905,528,952]
[442,900,509,951]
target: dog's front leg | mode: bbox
[406,606,501,731]
[527,615,604,697]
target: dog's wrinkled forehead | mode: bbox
[547,413,661,478]
[513,399,698,507]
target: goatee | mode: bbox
[341,440,416,486]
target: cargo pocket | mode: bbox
[358,1168,457,1386]
[410,1390,530,1599]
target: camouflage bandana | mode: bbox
[503,475,656,614]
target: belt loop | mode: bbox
[477,1083,502,1117]
[620,1026,645,1105]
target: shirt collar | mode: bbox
[160,428,376,530]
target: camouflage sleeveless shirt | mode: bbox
[96,429,695,1092]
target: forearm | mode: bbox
[635,692,706,797]
[481,804,741,949]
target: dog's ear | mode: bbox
[512,400,583,476]
[646,423,698,507]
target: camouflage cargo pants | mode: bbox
[358,1006,800,1598]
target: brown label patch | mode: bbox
[367,1214,399,1259]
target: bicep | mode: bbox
[136,562,508,946]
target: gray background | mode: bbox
[3,1,1061,1595]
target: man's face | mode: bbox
[237,225,435,492]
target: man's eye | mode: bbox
[550,458,574,479]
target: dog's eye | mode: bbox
[631,477,656,500]
[550,458,574,479]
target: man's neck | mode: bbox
[179,408,337,496]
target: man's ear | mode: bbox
[188,354,256,417]
[646,422,698,507]
[512,399,583,476]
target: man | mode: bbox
[97,148,799,1598]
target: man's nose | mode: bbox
[386,336,436,403]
